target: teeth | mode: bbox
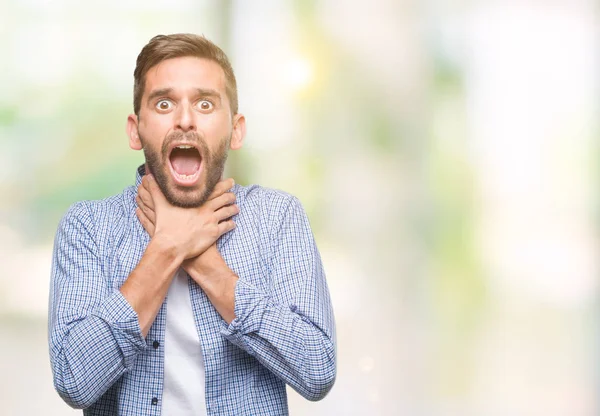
[176,145,193,149]
[174,172,197,180]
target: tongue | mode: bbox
[171,151,201,175]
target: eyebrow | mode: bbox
[146,87,222,106]
[194,88,222,104]
[146,88,173,105]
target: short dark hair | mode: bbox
[133,33,238,115]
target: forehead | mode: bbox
[144,56,226,96]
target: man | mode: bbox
[48,33,336,415]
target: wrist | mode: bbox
[184,246,235,286]
[182,246,238,324]
[151,234,185,265]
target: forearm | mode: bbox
[260,319,335,401]
[184,245,237,324]
[120,236,184,336]
[185,245,336,400]
[51,237,183,408]
[221,286,336,401]
[50,202,150,408]
[51,292,145,408]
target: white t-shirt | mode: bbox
[161,269,206,415]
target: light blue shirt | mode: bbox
[48,166,336,415]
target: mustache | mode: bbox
[161,131,206,156]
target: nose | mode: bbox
[175,102,196,132]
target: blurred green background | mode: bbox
[0,0,598,415]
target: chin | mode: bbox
[165,181,209,208]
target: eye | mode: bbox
[156,100,172,111]
[197,100,213,111]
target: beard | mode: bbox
[140,130,230,208]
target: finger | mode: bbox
[136,195,156,224]
[142,175,155,196]
[135,206,147,228]
[208,178,235,200]
[137,184,156,212]
[214,204,239,222]
[217,218,236,236]
[207,191,236,211]
[136,207,156,236]
[142,175,151,193]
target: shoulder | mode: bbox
[58,186,135,234]
[235,184,302,219]
[86,188,134,220]
[233,184,311,242]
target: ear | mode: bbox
[230,113,246,150]
[127,114,142,150]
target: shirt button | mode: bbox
[151,397,158,405]
[153,340,160,349]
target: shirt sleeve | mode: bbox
[219,196,336,401]
[48,202,147,409]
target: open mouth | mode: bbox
[168,144,203,186]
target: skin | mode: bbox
[120,56,246,335]
[129,56,244,207]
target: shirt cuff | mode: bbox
[90,290,147,369]
[219,279,271,354]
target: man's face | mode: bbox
[127,56,244,208]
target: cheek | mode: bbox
[203,115,232,140]
[140,118,171,145]
[140,110,172,130]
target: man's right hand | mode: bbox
[137,175,238,261]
